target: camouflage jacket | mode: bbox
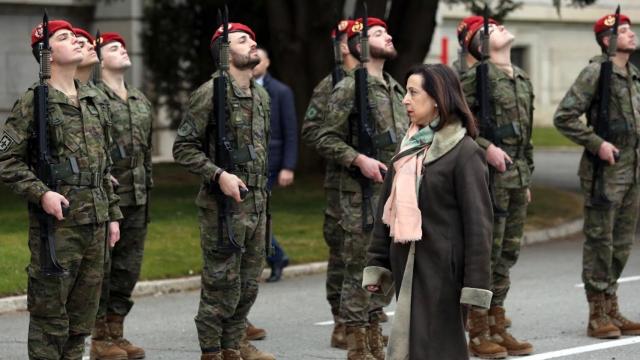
[461,61,535,189]
[302,73,341,190]
[315,70,409,193]
[554,54,640,183]
[173,71,270,213]
[0,80,122,226]
[97,82,153,206]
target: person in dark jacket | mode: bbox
[364,64,494,360]
[253,47,298,282]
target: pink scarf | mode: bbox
[381,123,430,243]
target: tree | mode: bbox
[142,0,599,170]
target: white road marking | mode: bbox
[575,275,640,288]
[314,311,395,326]
[521,337,640,360]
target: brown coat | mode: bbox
[364,123,493,360]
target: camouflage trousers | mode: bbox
[97,205,147,319]
[195,207,267,352]
[324,188,345,322]
[491,186,528,306]
[580,179,639,296]
[27,222,106,360]
[338,191,388,326]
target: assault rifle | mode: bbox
[351,4,396,231]
[31,11,67,276]
[588,6,621,208]
[93,30,102,84]
[475,6,507,217]
[209,7,252,252]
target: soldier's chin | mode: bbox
[237,58,261,70]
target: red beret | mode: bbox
[347,17,388,39]
[210,23,256,47]
[99,32,126,48]
[594,13,631,34]
[73,28,94,44]
[464,17,499,51]
[457,16,483,46]
[331,19,355,38]
[31,20,73,46]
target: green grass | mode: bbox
[0,163,581,296]
[532,127,578,148]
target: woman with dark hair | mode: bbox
[363,64,498,360]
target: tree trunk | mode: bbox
[385,0,439,81]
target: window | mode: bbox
[630,49,640,69]
[511,46,529,73]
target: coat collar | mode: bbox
[424,119,467,164]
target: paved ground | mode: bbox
[532,149,580,192]
[1,235,639,359]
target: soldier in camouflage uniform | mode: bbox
[301,19,359,350]
[0,20,122,360]
[460,17,534,358]
[554,13,640,339]
[89,32,154,360]
[172,23,274,360]
[315,17,408,360]
[73,28,99,85]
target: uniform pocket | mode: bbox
[26,265,65,317]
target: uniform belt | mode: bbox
[235,172,267,189]
[58,171,102,187]
[114,153,144,169]
[50,160,102,188]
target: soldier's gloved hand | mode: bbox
[218,171,248,203]
[353,154,388,183]
[598,141,619,165]
[486,144,512,173]
[108,221,120,247]
[41,191,70,221]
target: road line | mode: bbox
[314,311,395,326]
[575,275,640,288]
[522,337,640,359]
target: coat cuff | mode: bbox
[362,266,394,297]
[460,287,492,309]
[341,148,360,168]
[26,182,51,205]
[585,135,604,156]
[475,137,492,150]
[109,205,123,222]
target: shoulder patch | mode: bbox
[305,106,318,119]
[177,121,194,137]
[0,132,15,152]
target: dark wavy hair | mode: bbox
[404,63,478,138]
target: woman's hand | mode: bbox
[366,285,381,293]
